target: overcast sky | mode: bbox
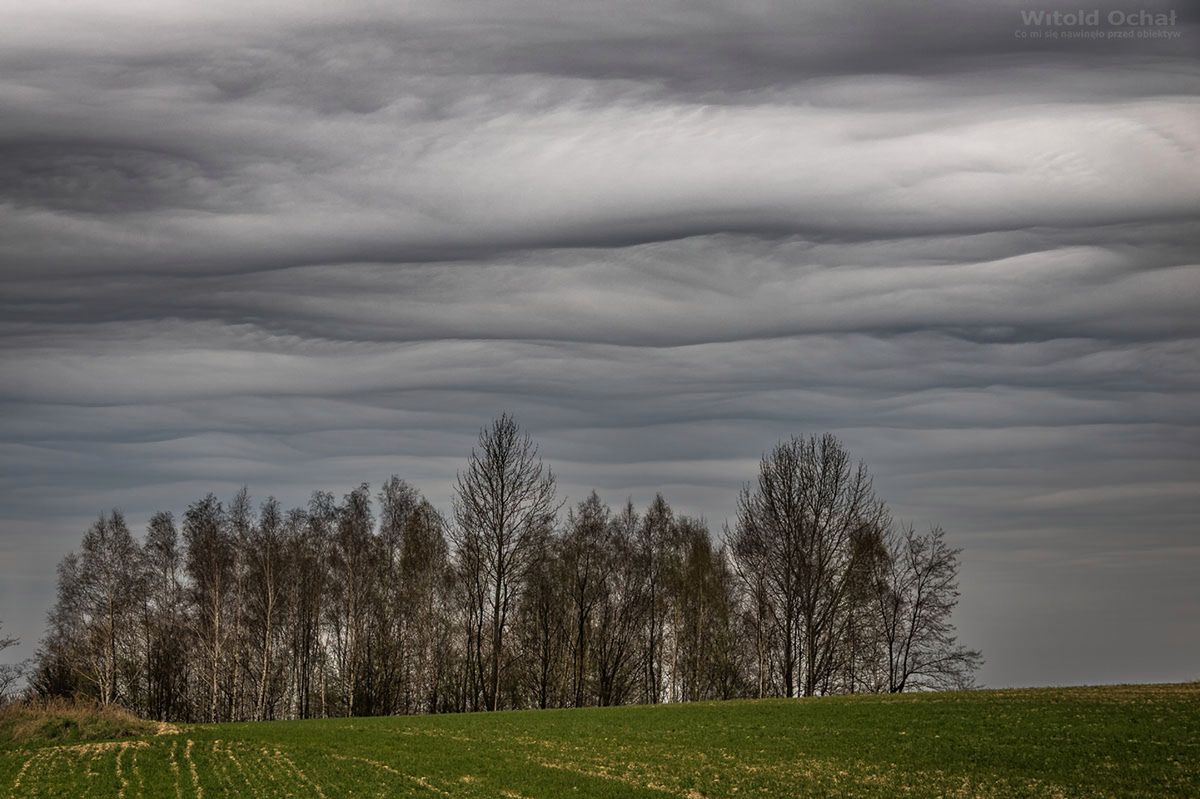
[1,0,1197,688]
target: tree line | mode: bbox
[26,415,981,721]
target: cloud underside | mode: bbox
[0,0,1198,685]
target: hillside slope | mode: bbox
[2,684,1197,798]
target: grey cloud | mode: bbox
[3,5,1198,279]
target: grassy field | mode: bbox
[1,683,1197,798]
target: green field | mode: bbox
[2,684,1197,798]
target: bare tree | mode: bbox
[246,497,287,720]
[729,444,804,697]
[286,494,331,719]
[327,484,375,716]
[184,494,236,722]
[453,513,488,712]
[730,434,891,697]
[227,487,256,720]
[872,525,982,692]
[592,502,644,707]
[46,511,144,706]
[143,511,187,720]
[398,498,452,714]
[0,622,16,654]
[727,519,776,699]
[637,494,673,704]
[563,492,611,707]
[376,476,419,713]
[0,620,25,703]
[452,413,558,711]
[836,523,890,694]
[669,520,742,701]
[515,526,567,709]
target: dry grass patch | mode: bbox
[0,698,159,748]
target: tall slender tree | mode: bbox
[398,498,452,714]
[563,492,611,707]
[637,494,673,704]
[452,413,559,711]
[327,484,375,716]
[143,511,186,719]
[184,494,236,722]
[592,502,644,707]
[246,497,287,719]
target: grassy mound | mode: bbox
[0,699,158,748]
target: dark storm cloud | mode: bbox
[1,0,1198,687]
[3,2,1198,278]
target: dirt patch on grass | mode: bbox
[154,720,183,736]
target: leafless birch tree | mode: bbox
[452,413,559,711]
